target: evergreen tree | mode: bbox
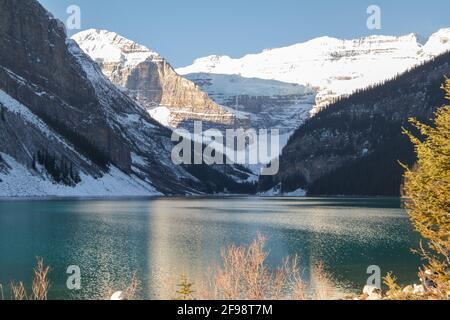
[176,275,195,300]
[35,149,80,185]
[0,104,5,121]
[402,79,450,291]
[32,155,37,171]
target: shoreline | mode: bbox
[0,195,404,202]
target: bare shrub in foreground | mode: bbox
[7,258,51,300]
[123,272,140,300]
[191,234,336,300]
[32,257,51,300]
[104,272,141,300]
[311,262,336,300]
[10,281,28,300]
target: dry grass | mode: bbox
[3,257,51,300]
[123,272,140,300]
[104,272,141,300]
[311,262,336,300]
[10,281,28,300]
[32,258,51,300]
[190,234,336,300]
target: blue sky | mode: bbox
[38,0,450,67]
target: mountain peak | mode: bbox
[72,29,161,67]
[73,30,237,129]
[193,55,233,66]
[177,55,233,75]
[424,28,450,56]
[305,35,341,45]
[431,27,450,36]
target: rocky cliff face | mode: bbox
[0,0,132,172]
[0,0,253,197]
[178,30,450,114]
[72,30,237,129]
[259,52,450,196]
[184,73,316,137]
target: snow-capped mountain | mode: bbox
[259,51,450,196]
[72,29,238,130]
[178,29,450,114]
[0,0,253,197]
[73,29,323,147]
[72,29,323,177]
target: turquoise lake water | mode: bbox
[0,197,421,299]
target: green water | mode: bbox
[0,197,421,300]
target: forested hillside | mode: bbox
[260,51,450,196]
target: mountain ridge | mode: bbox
[72,29,239,130]
[178,29,450,114]
[179,30,449,69]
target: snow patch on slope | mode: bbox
[0,89,53,136]
[0,153,161,198]
[258,184,306,197]
[0,89,162,197]
[147,106,171,127]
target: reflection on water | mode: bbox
[0,197,420,299]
